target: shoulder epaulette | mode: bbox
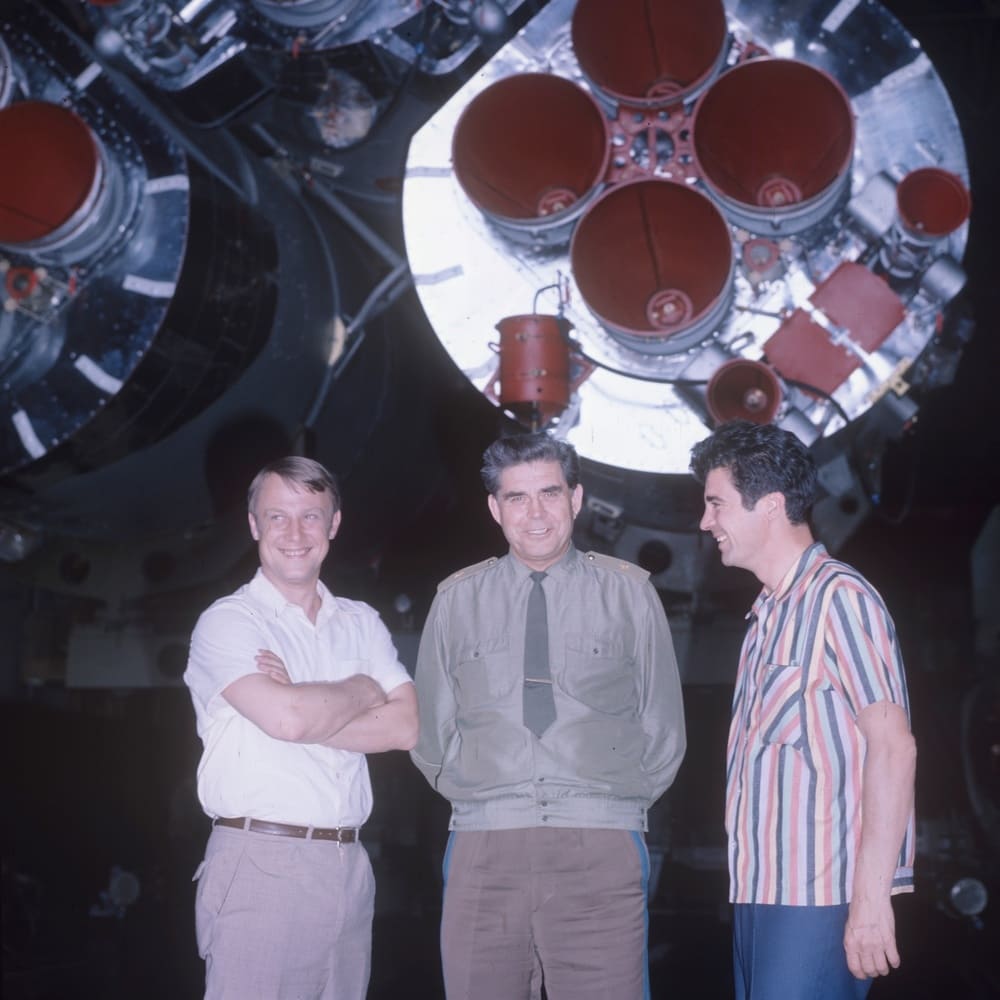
[582,550,650,581]
[437,556,500,592]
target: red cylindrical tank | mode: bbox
[496,314,571,424]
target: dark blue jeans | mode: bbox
[733,903,872,1000]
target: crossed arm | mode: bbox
[843,699,917,980]
[222,651,418,752]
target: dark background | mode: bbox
[2,0,999,997]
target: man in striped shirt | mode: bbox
[690,421,916,1000]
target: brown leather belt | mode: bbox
[213,816,358,843]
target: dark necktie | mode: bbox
[523,570,556,738]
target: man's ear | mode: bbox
[487,492,501,526]
[248,511,260,541]
[763,492,785,520]
[328,509,342,540]
[571,483,583,518]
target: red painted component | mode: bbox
[571,179,732,341]
[496,314,571,422]
[572,0,727,108]
[693,59,854,208]
[4,266,39,300]
[451,74,609,223]
[706,359,783,425]
[764,263,905,396]
[0,101,100,244]
[896,167,970,239]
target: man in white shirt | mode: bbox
[184,456,418,1000]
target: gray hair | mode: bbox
[247,456,341,514]
[480,434,580,494]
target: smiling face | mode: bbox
[248,473,341,602]
[488,459,583,572]
[700,465,773,580]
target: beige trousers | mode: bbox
[194,825,374,1000]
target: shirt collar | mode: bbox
[748,541,828,619]
[247,568,333,620]
[507,544,579,582]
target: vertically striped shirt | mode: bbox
[726,542,915,905]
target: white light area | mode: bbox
[123,274,176,298]
[74,355,124,395]
[772,39,796,59]
[144,175,190,194]
[567,373,712,475]
[822,0,861,34]
[74,63,102,91]
[12,410,45,458]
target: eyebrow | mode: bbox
[500,484,564,499]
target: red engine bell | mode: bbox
[0,100,102,245]
[706,359,783,425]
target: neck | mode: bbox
[758,526,814,593]
[263,571,323,622]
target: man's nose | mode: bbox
[699,507,713,531]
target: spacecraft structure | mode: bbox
[402,0,972,565]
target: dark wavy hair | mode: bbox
[480,433,580,495]
[247,456,341,514]
[689,421,817,525]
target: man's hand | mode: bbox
[256,649,291,684]
[844,896,900,979]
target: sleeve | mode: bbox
[361,606,413,694]
[825,579,909,718]
[636,580,687,802]
[409,591,459,792]
[183,602,266,724]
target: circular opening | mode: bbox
[896,167,970,238]
[838,495,860,516]
[637,539,673,576]
[572,0,728,108]
[0,101,101,245]
[706,359,782,424]
[693,59,854,212]
[571,179,732,342]
[452,74,610,224]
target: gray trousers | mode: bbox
[194,825,374,1000]
[441,827,651,1000]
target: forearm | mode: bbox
[845,700,917,978]
[852,726,917,903]
[265,675,385,744]
[323,682,419,752]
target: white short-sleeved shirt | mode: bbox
[184,569,412,828]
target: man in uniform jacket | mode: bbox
[411,432,686,1000]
